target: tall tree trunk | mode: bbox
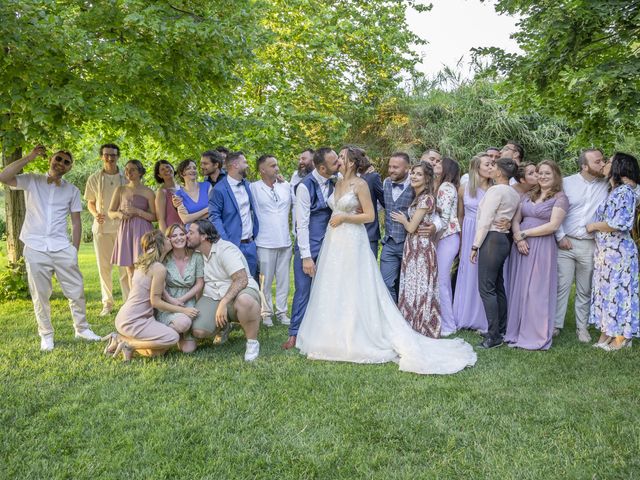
[2,147,25,262]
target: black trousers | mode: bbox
[477,232,511,342]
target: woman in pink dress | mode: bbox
[153,160,182,232]
[109,160,156,291]
[391,162,441,338]
[104,230,199,361]
[453,153,494,332]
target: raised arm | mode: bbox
[0,146,46,187]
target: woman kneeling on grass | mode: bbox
[103,230,199,361]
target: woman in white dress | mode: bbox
[296,147,477,375]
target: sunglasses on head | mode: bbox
[54,155,72,166]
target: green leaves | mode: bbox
[477,0,640,150]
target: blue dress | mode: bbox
[175,182,209,215]
[589,184,639,338]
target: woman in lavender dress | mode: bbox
[109,160,156,291]
[506,161,568,350]
[453,153,494,332]
[588,152,640,351]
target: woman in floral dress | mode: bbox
[588,152,640,350]
[391,162,441,338]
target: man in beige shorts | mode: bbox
[186,219,262,361]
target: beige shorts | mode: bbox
[192,288,261,334]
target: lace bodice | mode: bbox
[328,189,360,214]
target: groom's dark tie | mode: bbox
[325,178,334,196]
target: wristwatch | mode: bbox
[471,246,479,251]
[519,231,528,241]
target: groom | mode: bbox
[282,147,341,349]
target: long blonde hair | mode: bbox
[135,230,166,273]
[467,153,491,198]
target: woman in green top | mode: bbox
[158,223,204,353]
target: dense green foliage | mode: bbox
[1,243,639,479]
[349,77,575,171]
[478,0,640,149]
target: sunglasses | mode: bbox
[54,155,72,166]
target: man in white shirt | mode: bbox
[554,148,608,342]
[187,220,261,361]
[251,155,293,327]
[500,140,524,166]
[84,143,128,316]
[0,146,101,351]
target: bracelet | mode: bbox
[471,246,479,251]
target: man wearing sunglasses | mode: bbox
[0,146,101,351]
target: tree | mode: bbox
[476,0,640,150]
[0,0,260,260]
[347,76,573,171]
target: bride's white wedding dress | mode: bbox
[296,188,477,375]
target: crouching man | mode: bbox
[186,219,261,361]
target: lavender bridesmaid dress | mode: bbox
[452,186,488,332]
[505,192,569,350]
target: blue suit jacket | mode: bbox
[362,172,385,243]
[209,177,259,246]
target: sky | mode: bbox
[406,0,521,78]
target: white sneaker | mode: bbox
[99,305,113,317]
[75,329,102,341]
[244,339,260,362]
[278,315,291,326]
[40,334,54,352]
[262,315,273,327]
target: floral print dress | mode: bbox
[589,184,639,338]
[398,192,442,338]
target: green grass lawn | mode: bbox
[0,243,638,479]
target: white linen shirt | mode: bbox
[202,239,260,300]
[295,169,333,259]
[250,180,293,248]
[555,173,608,241]
[227,176,254,239]
[11,173,82,252]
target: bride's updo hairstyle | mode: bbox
[135,230,166,273]
[340,146,371,174]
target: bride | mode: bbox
[296,147,477,375]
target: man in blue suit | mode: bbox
[209,151,260,277]
[282,147,341,350]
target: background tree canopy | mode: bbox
[476,0,640,151]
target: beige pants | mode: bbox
[257,246,292,318]
[24,245,90,337]
[555,237,595,331]
[93,231,130,307]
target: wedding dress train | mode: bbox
[296,189,477,375]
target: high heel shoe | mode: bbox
[101,332,119,355]
[592,336,612,349]
[603,338,633,351]
[112,340,134,362]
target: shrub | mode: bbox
[0,257,30,302]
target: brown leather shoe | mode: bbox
[281,335,297,350]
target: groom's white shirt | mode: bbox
[296,169,332,259]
